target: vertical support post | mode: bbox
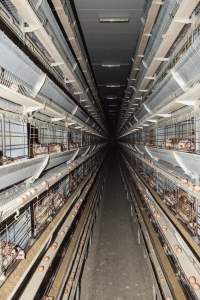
[195,107,200,156]
[76,283,80,300]
[152,283,157,300]
[81,129,83,147]
[89,234,92,247]
[67,127,69,151]
[130,205,133,217]
[137,229,141,245]
[0,114,5,157]
[30,202,35,238]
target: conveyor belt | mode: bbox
[80,155,153,300]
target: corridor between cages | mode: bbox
[80,156,153,300]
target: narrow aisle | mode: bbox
[81,157,153,300]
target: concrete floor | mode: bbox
[80,158,153,300]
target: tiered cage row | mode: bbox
[127,153,198,238]
[128,109,200,154]
[0,151,102,282]
[0,111,97,165]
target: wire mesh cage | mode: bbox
[82,132,90,147]
[177,189,197,236]
[33,172,77,236]
[0,110,95,165]
[0,157,92,282]
[130,109,200,154]
[133,156,198,237]
[29,120,68,157]
[162,177,178,213]
[0,114,28,164]
[0,210,31,280]
[156,113,196,153]
[68,129,82,150]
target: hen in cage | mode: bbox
[34,191,64,235]
[31,144,49,157]
[34,196,53,234]
[177,139,195,152]
[29,124,64,157]
[164,190,177,212]
[61,143,68,151]
[0,151,15,166]
[52,193,64,210]
[166,138,177,149]
[0,240,25,280]
[48,144,62,154]
[177,191,197,236]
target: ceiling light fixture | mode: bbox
[106,84,121,88]
[139,89,148,92]
[156,113,171,118]
[99,17,129,23]
[101,64,121,68]
[148,119,157,123]
[105,96,118,100]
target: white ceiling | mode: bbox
[74,0,147,130]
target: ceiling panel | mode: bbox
[93,66,130,83]
[75,0,145,10]
[74,0,146,132]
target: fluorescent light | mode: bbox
[156,113,171,118]
[148,119,158,123]
[105,96,118,100]
[138,89,148,92]
[101,64,121,68]
[131,104,139,106]
[99,17,129,23]
[65,121,75,126]
[74,91,83,95]
[106,84,121,88]
[135,97,142,100]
